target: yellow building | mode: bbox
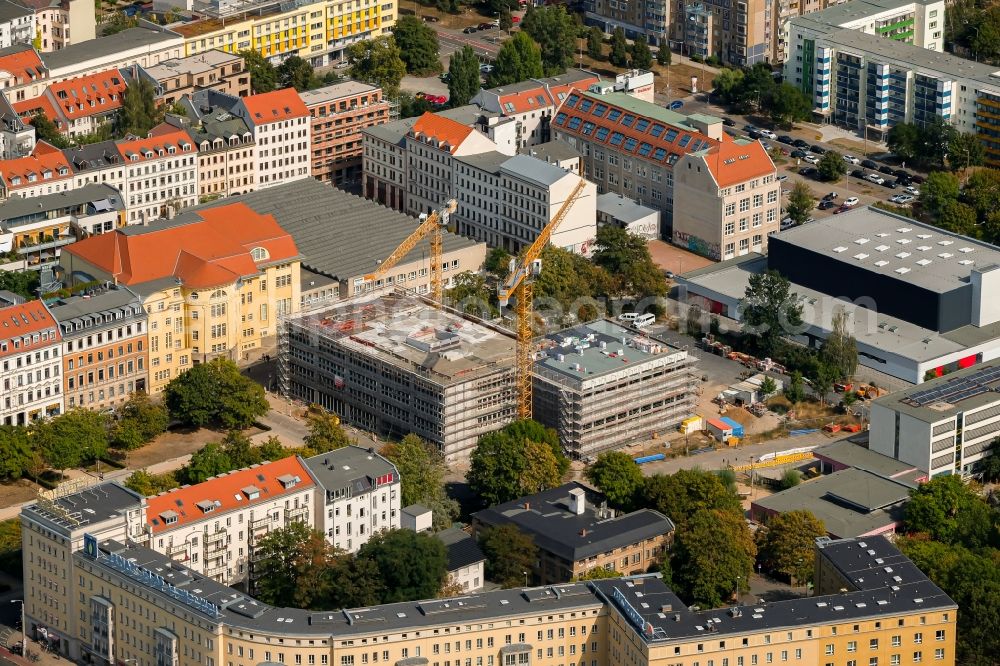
[19,479,958,666]
[172,0,396,68]
[58,202,300,393]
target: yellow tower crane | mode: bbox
[363,199,458,305]
[498,179,588,419]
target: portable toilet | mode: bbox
[705,417,735,442]
[719,416,744,439]
[679,415,704,434]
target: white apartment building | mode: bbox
[64,141,128,193]
[0,300,63,425]
[144,456,316,587]
[0,0,34,50]
[672,138,780,260]
[233,88,311,189]
[118,126,199,224]
[454,151,597,255]
[0,141,74,200]
[302,446,401,554]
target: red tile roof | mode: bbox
[495,76,599,115]
[46,69,127,121]
[13,95,62,129]
[0,300,61,358]
[410,112,475,154]
[145,456,314,534]
[0,45,46,86]
[64,202,299,288]
[699,137,776,188]
[116,125,195,163]
[240,87,308,125]
[0,141,73,191]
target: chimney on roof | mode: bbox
[523,501,530,510]
[579,528,587,537]
[569,487,586,515]
[661,604,672,613]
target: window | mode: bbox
[869,659,878,666]
[934,649,944,661]
[915,634,923,645]
[724,221,735,236]
[890,656,900,666]
[935,631,945,642]
[892,637,901,648]
[848,642,857,653]
[825,646,834,656]
[870,640,879,650]
[913,652,922,663]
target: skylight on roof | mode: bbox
[875,245,890,252]
[897,227,912,233]
[855,238,869,245]
[916,259,932,266]
[917,234,932,239]
[896,252,910,259]
[897,238,911,245]
[959,247,974,253]
[874,260,889,267]
[895,267,911,274]
[832,246,847,253]
[939,253,953,259]
[917,245,931,251]
[959,259,974,265]
[854,253,869,260]
[939,240,953,246]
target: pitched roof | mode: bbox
[115,125,195,163]
[64,202,299,288]
[409,112,474,154]
[0,43,45,85]
[695,137,776,188]
[240,87,308,125]
[435,527,486,572]
[46,69,128,121]
[0,300,61,357]
[12,94,60,128]
[0,140,72,190]
[145,456,315,534]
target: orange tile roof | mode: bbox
[46,69,127,121]
[0,140,73,191]
[115,124,195,163]
[700,137,775,188]
[410,112,475,154]
[145,456,315,534]
[240,87,308,125]
[13,95,62,129]
[64,202,300,288]
[0,300,61,358]
[0,45,46,86]
[496,76,599,115]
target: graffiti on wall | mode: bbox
[672,231,720,260]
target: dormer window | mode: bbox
[250,246,269,262]
[277,474,301,490]
[242,485,260,500]
[195,499,218,513]
[160,510,179,525]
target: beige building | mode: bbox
[672,137,779,260]
[143,49,250,104]
[21,0,95,52]
[59,201,300,392]
[233,87,311,189]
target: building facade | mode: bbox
[583,0,669,46]
[119,125,199,224]
[300,80,389,186]
[233,87,311,189]
[0,0,33,50]
[143,49,250,104]
[167,99,256,200]
[672,0,771,66]
[0,299,62,424]
[21,0,95,52]
[0,140,73,200]
[48,285,148,410]
[13,68,127,138]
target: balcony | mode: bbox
[285,506,309,523]
[166,543,188,562]
[204,559,226,579]
[203,528,227,552]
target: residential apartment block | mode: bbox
[48,285,148,409]
[583,0,669,47]
[454,151,596,254]
[0,140,73,200]
[12,68,127,138]
[0,0,33,50]
[168,95,256,199]
[233,87,311,189]
[19,474,958,666]
[120,125,199,223]
[300,80,389,186]
[302,446,400,553]
[552,89,741,238]
[19,0,95,52]
[283,294,517,462]
[533,321,697,460]
[672,0,771,66]
[59,202,300,391]
[672,137,779,259]
[143,49,250,104]
[144,456,316,587]
[0,299,62,424]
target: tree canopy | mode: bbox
[303,404,351,453]
[447,46,481,108]
[348,37,407,98]
[739,270,803,357]
[608,28,628,67]
[358,529,447,602]
[755,510,826,584]
[490,32,544,87]
[630,34,653,69]
[520,6,577,75]
[671,508,756,607]
[381,434,458,530]
[467,420,567,506]
[479,523,537,587]
[110,392,168,451]
[36,409,109,472]
[118,77,159,137]
[817,150,846,182]
[240,50,277,93]
[904,475,997,549]
[638,469,744,529]
[592,225,667,299]
[29,113,69,149]
[819,309,858,381]
[163,358,268,430]
[785,181,814,225]
[0,270,39,300]
[585,451,643,510]
[392,16,441,75]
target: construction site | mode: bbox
[279,291,518,462]
[532,319,699,460]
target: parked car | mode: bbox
[818,200,836,210]
[790,149,807,159]
[803,154,820,164]
[883,180,898,189]
[890,194,915,204]
[866,173,885,184]
[823,192,838,201]
[669,100,684,110]
[851,169,866,179]
[793,138,809,148]
[799,167,819,177]
[776,174,789,181]
[894,169,911,179]
[780,217,796,230]
[910,174,925,184]
[879,165,895,175]
[759,129,777,140]
[478,22,494,29]
[833,205,851,214]
[905,186,921,196]
[463,25,478,33]
[512,15,520,22]
[423,15,439,21]
[778,135,795,145]
[811,144,827,155]
[843,196,860,207]
[843,154,861,165]
[479,64,494,74]
[861,159,878,170]
[744,124,757,132]
[722,117,737,127]
[748,130,762,140]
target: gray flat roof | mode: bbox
[0,0,32,22]
[795,0,933,30]
[486,69,598,97]
[812,439,926,483]
[298,80,380,105]
[502,154,571,187]
[596,193,658,224]
[143,49,241,79]
[48,286,143,332]
[190,179,481,281]
[42,27,180,71]
[520,140,579,163]
[473,481,674,562]
[753,468,911,538]
[455,150,508,174]
[302,446,397,495]
[871,358,1000,422]
[22,482,142,531]
[0,183,123,224]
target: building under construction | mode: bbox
[532,319,698,460]
[281,292,518,462]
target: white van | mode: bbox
[618,312,639,323]
[633,313,656,328]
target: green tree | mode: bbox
[671,508,756,607]
[0,270,39,300]
[123,469,179,496]
[769,83,811,128]
[734,63,777,113]
[37,409,109,473]
[490,31,544,86]
[240,50,277,93]
[755,510,826,585]
[163,358,268,430]
[778,468,801,490]
[592,225,667,298]
[499,4,513,31]
[819,308,858,381]
[920,170,961,217]
[817,150,846,182]
[397,92,434,119]
[585,452,643,510]
[381,434,458,530]
[784,371,806,404]
[533,245,612,322]
[608,27,629,67]
[348,37,407,98]
[258,435,286,461]
[276,55,318,91]
[479,523,537,587]
[111,392,168,450]
[656,45,671,66]
[740,270,803,357]
[468,421,566,506]
[118,77,159,136]
[101,11,138,35]
[392,16,441,75]
[949,132,985,171]
[484,246,512,281]
[808,361,837,405]
[630,34,653,69]
[904,475,995,548]
[639,469,743,529]
[446,270,495,317]
[358,529,447,602]
[963,169,1000,223]
[0,519,22,576]
[586,26,603,59]
[253,521,316,607]
[328,553,385,608]
[447,46,481,108]
[887,122,920,162]
[937,200,979,237]
[920,117,958,167]
[573,567,623,581]
[221,430,262,469]
[181,442,233,484]
[712,68,745,106]
[0,425,37,481]
[28,113,69,149]
[303,404,351,453]
[521,6,577,75]
[980,443,1000,482]
[759,376,778,399]
[785,181,814,225]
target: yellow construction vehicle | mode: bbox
[498,179,588,419]
[363,199,458,305]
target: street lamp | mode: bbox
[523,571,529,587]
[11,599,26,661]
[735,575,742,602]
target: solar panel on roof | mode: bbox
[906,366,1000,406]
